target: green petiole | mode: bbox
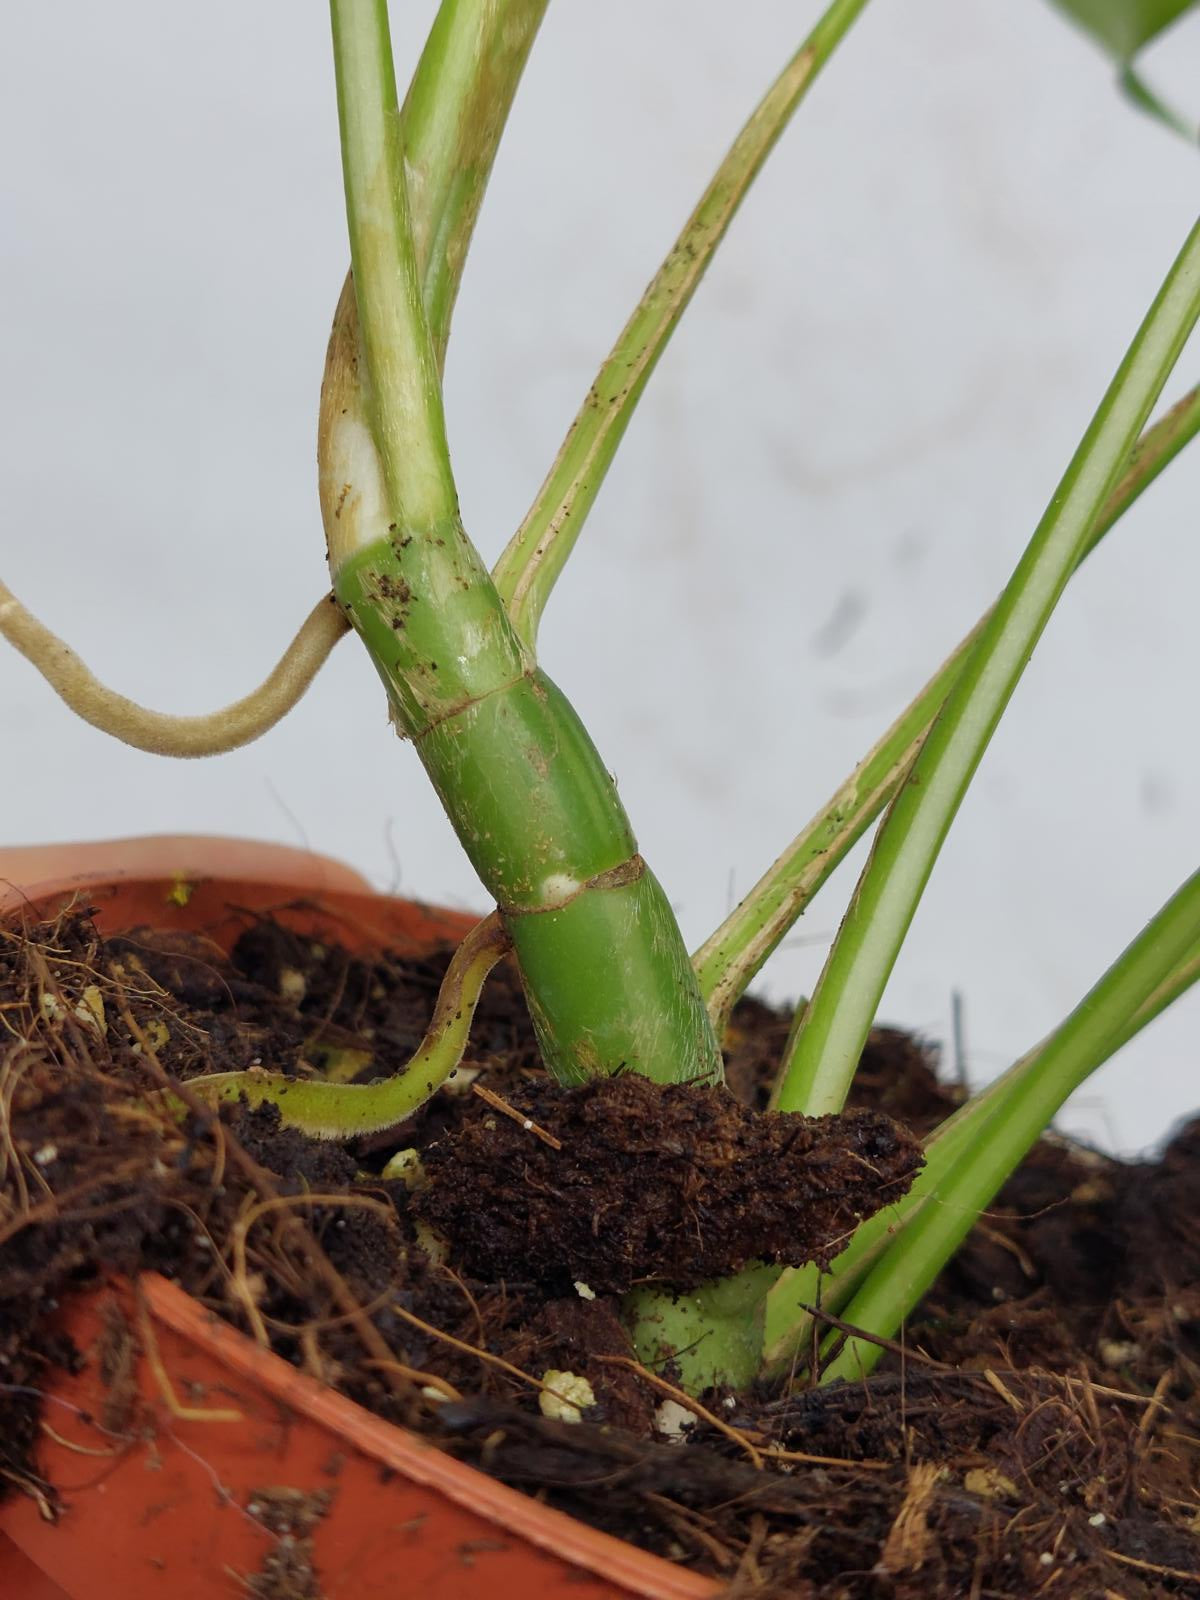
[819,872,1200,1383]
[775,218,1200,1120]
[693,383,1200,1039]
[401,0,551,369]
[491,0,878,648]
[762,939,1200,1379]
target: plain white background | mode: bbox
[2,3,1197,1152]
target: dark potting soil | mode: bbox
[2,905,1200,1598]
[416,1077,921,1294]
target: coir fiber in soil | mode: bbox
[2,905,1200,1597]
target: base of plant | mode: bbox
[626,1267,781,1395]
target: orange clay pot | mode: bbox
[0,838,718,1600]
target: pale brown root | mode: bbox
[0,582,349,756]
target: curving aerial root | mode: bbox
[188,912,512,1137]
[0,906,534,1445]
[0,580,348,756]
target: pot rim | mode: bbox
[138,1271,715,1599]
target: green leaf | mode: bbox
[1047,0,1200,136]
[1049,0,1196,60]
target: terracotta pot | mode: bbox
[0,838,718,1600]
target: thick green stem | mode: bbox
[694,380,1200,1038]
[491,0,877,646]
[189,914,511,1137]
[627,1267,779,1396]
[325,2,721,1087]
[762,939,1200,1378]
[776,218,1200,1119]
[819,870,1200,1383]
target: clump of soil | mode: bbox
[3,904,1200,1599]
[243,1487,334,1600]
[416,1076,922,1292]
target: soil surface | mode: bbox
[3,905,1200,1598]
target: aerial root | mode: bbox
[0,580,349,756]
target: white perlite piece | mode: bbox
[573,1281,596,1301]
[539,1370,596,1424]
[654,1399,698,1441]
[278,967,307,1004]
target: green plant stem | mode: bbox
[491,0,877,646]
[401,0,549,366]
[693,380,1200,1038]
[324,1,722,1088]
[189,914,512,1137]
[775,217,1200,1119]
[761,938,1200,1377]
[330,0,458,526]
[627,1267,780,1395]
[325,0,546,440]
[818,870,1200,1384]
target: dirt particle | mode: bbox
[243,1485,333,1600]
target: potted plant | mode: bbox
[2,2,1199,1594]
